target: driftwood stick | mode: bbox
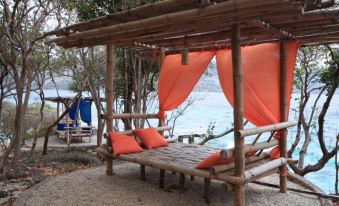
[252,181,339,201]
[256,131,275,156]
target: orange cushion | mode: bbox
[109,132,143,155]
[269,146,280,159]
[196,151,234,169]
[132,128,168,149]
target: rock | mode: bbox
[0,196,10,205]
[0,190,9,198]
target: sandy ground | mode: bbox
[14,162,329,206]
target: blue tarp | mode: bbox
[69,100,92,125]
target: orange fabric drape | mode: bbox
[157,51,215,118]
[216,41,299,159]
[216,41,299,126]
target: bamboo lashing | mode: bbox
[244,158,287,181]
[209,153,269,175]
[237,121,297,138]
[220,139,279,160]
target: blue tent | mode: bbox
[69,100,92,125]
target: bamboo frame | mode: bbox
[96,146,246,185]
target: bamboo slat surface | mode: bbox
[111,142,273,184]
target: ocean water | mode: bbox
[29,89,339,194]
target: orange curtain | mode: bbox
[216,41,299,126]
[157,51,215,118]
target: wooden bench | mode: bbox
[57,126,94,149]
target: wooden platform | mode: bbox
[99,142,279,185]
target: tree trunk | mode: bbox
[30,92,45,154]
[42,92,82,155]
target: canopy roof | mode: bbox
[47,0,339,56]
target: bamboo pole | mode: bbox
[158,47,166,135]
[231,23,245,206]
[117,126,172,135]
[220,139,279,160]
[209,153,269,175]
[106,113,159,119]
[244,158,287,181]
[237,121,297,137]
[105,44,115,176]
[279,39,288,193]
[181,48,189,65]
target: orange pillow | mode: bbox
[109,132,143,155]
[196,151,234,169]
[269,146,280,159]
[132,128,168,149]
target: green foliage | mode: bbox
[1,102,57,139]
[67,0,160,21]
[321,48,339,86]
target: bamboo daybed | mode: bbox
[97,113,297,203]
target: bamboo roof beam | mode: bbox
[48,0,291,45]
[45,0,215,36]
[58,3,296,48]
[250,20,296,39]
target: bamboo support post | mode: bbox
[220,139,279,160]
[159,169,165,189]
[244,158,287,182]
[204,178,211,203]
[179,173,185,193]
[231,23,245,206]
[237,121,297,138]
[105,44,115,176]
[181,48,189,65]
[210,153,269,175]
[140,165,146,181]
[279,39,288,193]
[158,47,166,136]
